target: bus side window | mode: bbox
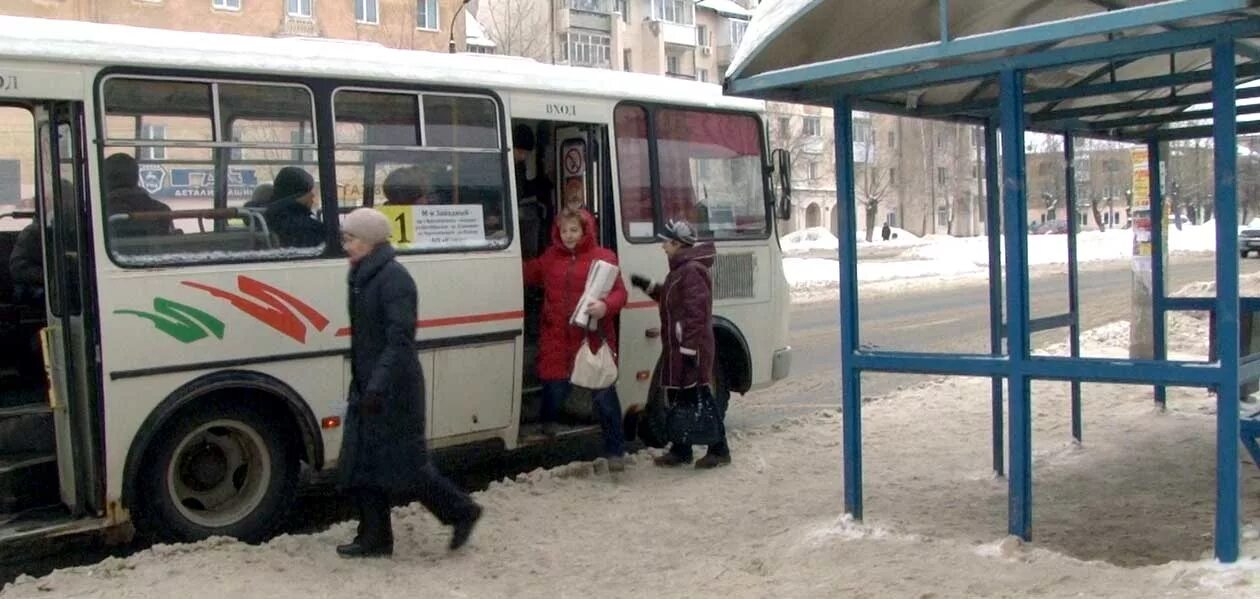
[332,89,509,253]
[100,77,320,264]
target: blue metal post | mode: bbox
[999,69,1033,541]
[984,118,1005,476]
[1150,140,1168,409]
[1211,37,1241,564]
[835,95,864,521]
[1064,134,1083,443]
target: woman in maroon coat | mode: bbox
[524,209,629,470]
[630,220,729,469]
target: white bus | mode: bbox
[0,16,793,545]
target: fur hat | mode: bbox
[342,208,392,245]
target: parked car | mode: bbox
[1030,220,1069,235]
[1240,227,1260,258]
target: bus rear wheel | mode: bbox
[138,402,298,544]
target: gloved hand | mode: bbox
[630,274,652,294]
[360,391,384,416]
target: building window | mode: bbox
[729,19,748,46]
[566,31,612,67]
[1079,212,1088,226]
[666,54,680,75]
[888,167,896,185]
[212,0,241,10]
[617,0,628,21]
[699,69,709,83]
[808,161,819,180]
[803,116,821,137]
[887,130,895,148]
[141,123,166,161]
[936,132,946,149]
[937,206,949,227]
[287,0,311,18]
[697,24,708,47]
[355,0,378,23]
[569,0,610,12]
[623,49,632,71]
[417,0,438,30]
[778,117,790,134]
[653,0,694,25]
[936,166,946,186]
[853,120,872,144]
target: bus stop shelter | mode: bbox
[725,0,1260,562]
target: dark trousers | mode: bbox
[541,380,626,457]
[667,386,730,460]
[353,463,478,545]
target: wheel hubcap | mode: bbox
[166,420,272,529]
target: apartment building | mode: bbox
[2,0,468,52]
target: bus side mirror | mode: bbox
[771,148,792,221]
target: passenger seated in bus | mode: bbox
[381,166,433,206]
[8,220,43,305]
[263,166,324,247]
[104,153,174,237]
[243,183,274,210]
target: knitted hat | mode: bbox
[657,219,698,246]
[272,166,314,202]
[342,208,392,245]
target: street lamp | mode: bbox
[448,0,473,54]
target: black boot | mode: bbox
[449,504,483,551]
[337,540,393,558]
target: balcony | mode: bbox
[279,15,319,37]
[570,11,612,32]
[666,71,696,80]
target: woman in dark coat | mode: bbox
[630,219,728,469]
[336,208,481,558]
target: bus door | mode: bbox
[34,101,102,517]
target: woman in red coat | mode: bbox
[630,220,728,469]
[524,209,629,470]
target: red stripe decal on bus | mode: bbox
[333,310,524,337]
[626,300,657,310]
[419,310,525,328]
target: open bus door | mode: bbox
[33,101,102,520]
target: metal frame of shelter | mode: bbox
[726,0,1260,562]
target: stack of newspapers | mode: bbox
[570,259,620,330]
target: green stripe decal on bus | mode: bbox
[115,297,227,344]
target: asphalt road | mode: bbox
[785,255,1260,404]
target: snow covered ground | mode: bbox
[784,223,1223,301]
[5,285,1259,598]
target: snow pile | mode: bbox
[784,226,1235,300]
[779,226,922,255]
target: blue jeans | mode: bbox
[541,380,626,457]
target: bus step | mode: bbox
[0,405,50,419]
[0,453,58,514]
[518,423,601,445]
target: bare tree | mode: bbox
[857,132,893,242]
[478,0,551,61]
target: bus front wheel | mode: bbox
[137,402,299,544]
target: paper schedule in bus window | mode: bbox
[374,204,490,250]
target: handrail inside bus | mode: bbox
[108,208,273,247]
[0,210,35,220]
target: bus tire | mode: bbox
[136,402,299,544]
